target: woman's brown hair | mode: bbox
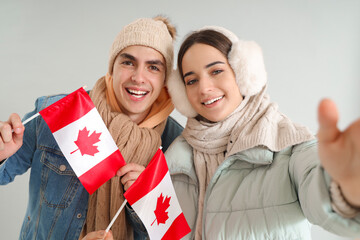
[177,29,232,80]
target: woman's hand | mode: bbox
[317,98,360,207]
[117,163,145,191]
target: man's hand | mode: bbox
[82,230,113,240]
[317,98,360,207]
[117,163,145,191]
[0,113,24,161]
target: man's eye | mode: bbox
[122,61,133,66]
[149,65,160,71]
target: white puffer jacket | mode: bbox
[165,136,360,240]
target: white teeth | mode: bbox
[127,89,147,95]
[203,96,224,105]
[132,94,144,99]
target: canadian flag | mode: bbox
[39,87,126,194]
[124,149,191,240]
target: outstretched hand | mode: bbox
[317,98,360,207]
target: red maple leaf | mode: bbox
[151,193,171,226]
[70,127,102,156]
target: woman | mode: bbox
[166,26,360,239]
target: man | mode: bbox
[0,16,182,240]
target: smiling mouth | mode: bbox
[202,96,224,105]
[126,88,149,98]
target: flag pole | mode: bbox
[104,199,128,237]
[22,113,40,125]
[11,112,40,133]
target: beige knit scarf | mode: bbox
[80,77,166,239]
[182,85,315,239]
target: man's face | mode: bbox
[112,45,166,124]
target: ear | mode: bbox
[228,40,267,96]
[167,69,198,118]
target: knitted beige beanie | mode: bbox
[108,17,176,81]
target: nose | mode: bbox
[131,67,145,84]
[198,76,214,94]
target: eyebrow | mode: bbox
[183,61,225,78]
[119,53,165,67]
[119,53,136,61]
[183,71,195,79]
[146,60,165,67]
[205,61,225,68]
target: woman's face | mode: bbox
[181,43,243,122]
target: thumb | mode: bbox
[317,98,340,142]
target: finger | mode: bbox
[317,98,341,142]
[9,113,25,142]
[83,230,106,240]
[120,171,142,186]
[9,113,24,133]
[0,123,13,143]
[0,137,4,151]
[123,180,135,191]
[116,163,145,177]
[105,230,114,240]
[0,122,5,151]
[121,168,143,191]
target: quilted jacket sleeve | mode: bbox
[289,140,360,237]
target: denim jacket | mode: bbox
[0,93,183,240]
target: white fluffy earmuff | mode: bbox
[167,69,198,117]
[200,26,268,97]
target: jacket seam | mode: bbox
[64,188,88,239]
[205,199,299,213]
[291,140,317,154]
[38,145,63,157]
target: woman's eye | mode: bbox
[186,79,197,85]
[212,69,223,75]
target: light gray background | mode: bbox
[1,1,359,239]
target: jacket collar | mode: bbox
[166,136,198,184]
[230,146,274,165]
